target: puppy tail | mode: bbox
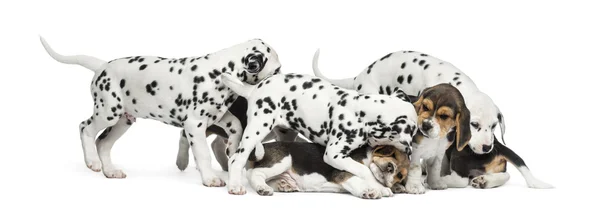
[312,49,355,89]
[220,73,254,98]
[498,139,554,189]
[40,36,107,72]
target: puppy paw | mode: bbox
[103,169,127,179]
[203,177,226,187]
[86,160,102,172]
[255,185,274,196]
[428,181,448,190]
[359,188,382,199]
[392,183,407,193]
[405,182,426,194]
[380,187,394,197]
[471,175,488,189]
[228,184,247,195]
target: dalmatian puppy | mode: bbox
[312,50,554,192]
[39,36,281,187]
[218,72,418,196]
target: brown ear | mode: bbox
[413,95,423,111]
[455,110,472,151]
[373,145,395,157]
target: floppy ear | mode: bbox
[454,109,471,151]
[497,111,506,145]
[373,145,395,157]
[412,95,423,111]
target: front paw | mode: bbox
[255,185,274,196]
[471,175,488,189]
[103,169,127,179]
[427,180,448,190]
[228,183,247,195]
[380,187,394,197]
[358,188,382,199]
[405,182,426,194]
[203,176,226,187]
[392,183,407,193]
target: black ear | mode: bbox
[497,111,506,145]
[454,109,472,151]
[244,53,265,73]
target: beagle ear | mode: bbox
[373,145,395,157]
[497,111,506,145]
[413,95,423,111]
[455,109,472,151]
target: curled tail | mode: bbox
[39,36,107,72]
[498,140,554,189]
[220,73,255,98]
[312,49,355,89]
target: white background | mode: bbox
[1,0,597,210]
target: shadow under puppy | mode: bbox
[245,140,410,199]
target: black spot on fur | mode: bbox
[139,64,147,70]
[397,75,404,84]
[120,79,126,88]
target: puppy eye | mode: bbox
[439,114,450,120]
[470,122,479,128]
[491,123,497,130]
[422,105,429,111]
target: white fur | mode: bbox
[220,73,415,196]
[41,36,280,188]
[404,136,451,193]
[312,50,505,154]
[517,166,554,188]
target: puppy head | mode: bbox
[413,84,471,151]
[464,92,504,154]
[369,145,411,188]
[233,39,282,84]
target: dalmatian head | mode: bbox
[463,92,506,154]
[413,84,472,151]
[369,145,411,188]
[365,95,418,154]
[231,39,282,85]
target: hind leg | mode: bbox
[471,172,510,189]
[227,119,274,195]
[96,115,133,178]
[247,155,292,196]
[183,120,226,187]
[79,113,121,172]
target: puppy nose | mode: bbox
[421,123,432,131]
[482,144,492,153]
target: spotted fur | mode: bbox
[40,36,281,187]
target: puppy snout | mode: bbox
[421,122,433,132]
[482,144,492,153]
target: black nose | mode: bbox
[421,123,432,131]
[482,145,492,152]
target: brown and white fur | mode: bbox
[245,140,410,199]
[403,84,472,194]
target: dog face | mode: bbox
[237,39,282,84]
[464,92,505,154]
[369,145,410,188]
[413,84,471,151]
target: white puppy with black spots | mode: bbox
[313,50,552,191]
[219,72,418,196]
[40,36,281,187]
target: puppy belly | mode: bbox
[277,170,343,193]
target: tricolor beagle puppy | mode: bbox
[403,83,472,194]
[245,140,410,199]
[433,136,553,189]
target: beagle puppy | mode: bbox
[433,136,553,189]
[245,140,410,199]
[403,83,471,194]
